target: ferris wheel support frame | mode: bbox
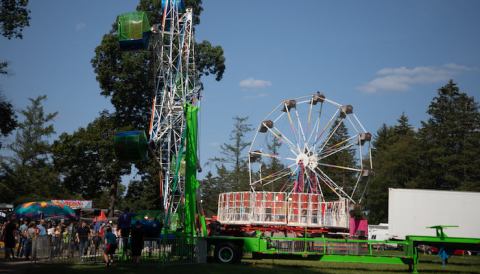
[148,3,199,221]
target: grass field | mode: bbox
[2,254,480,274]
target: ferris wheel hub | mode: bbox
[296,153,318,169]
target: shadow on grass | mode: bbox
[2,258,480,274]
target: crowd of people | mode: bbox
[0,207,157,267]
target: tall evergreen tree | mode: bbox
[366,114,419,224]
[1,95,62,203]
[415,80,480,190]
[209,116,253,191]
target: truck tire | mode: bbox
[214,242,241,264]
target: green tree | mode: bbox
[91,0,225,129]
[0,95,62,203]
[0,0,30,39]
[209,116,253,191]
[52,111,131,216]
[1,0,30,135]
[0,61,7,74]
[366,114,419,224]
[1,60,17,149]
[123,159,162,211]
[415,80,480,191]
[0,92,17,148]
[199,171,222,216]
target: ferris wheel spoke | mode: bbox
[358,136,364,171]
[251,162,297,186]
[249,150,295,162]
[285,107,302,151]
[353,113,368,133]
[317,117,345,154]
[358,176,371,204]
[260,170,294,188]
[319,143,356,161]
[312,108,340,150]
[308,102,324,144]
[266,126,300,155]
[317,162,362,172]
[307,98,314,132]
[369,145,373,169]
[350,174,363,198]
[314,167,355,203]
[294,108,308,148]
[323,134,357,152]
[346,115,360,134]
[306,107,321,145]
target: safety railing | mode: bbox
[218,191,349,228]
[15,235,206,265]
[268,237,407,257]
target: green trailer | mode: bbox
[205,226,480,273]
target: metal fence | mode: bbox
[19,235,206,265]
[270,238,405,256]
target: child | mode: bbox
[103,226,117,267]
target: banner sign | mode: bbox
[51,200,93,209]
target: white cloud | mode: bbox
[239,77,272,89]
[75,22,86,32]
[358,63,474,93]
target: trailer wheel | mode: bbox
[215,242,240,264]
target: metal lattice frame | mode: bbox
[148,4,199,217]
[248,94,373,204]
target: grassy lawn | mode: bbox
[2,254,480,274]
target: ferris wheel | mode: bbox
[248,93,373,204]
[147,1,199,216]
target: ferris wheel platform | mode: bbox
[217,191,350,230]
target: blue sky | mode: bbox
[1,0,479,180]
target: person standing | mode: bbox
[118,208,133,256]
[24,222,36,260]
[17,219,28,258]
[76,221,90,260]
[103,226,117,267]
[130,221,144,264]
[2,216,17,260]
[66,221,77,258]
[36,220,47,236]
[35,219,47,258]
